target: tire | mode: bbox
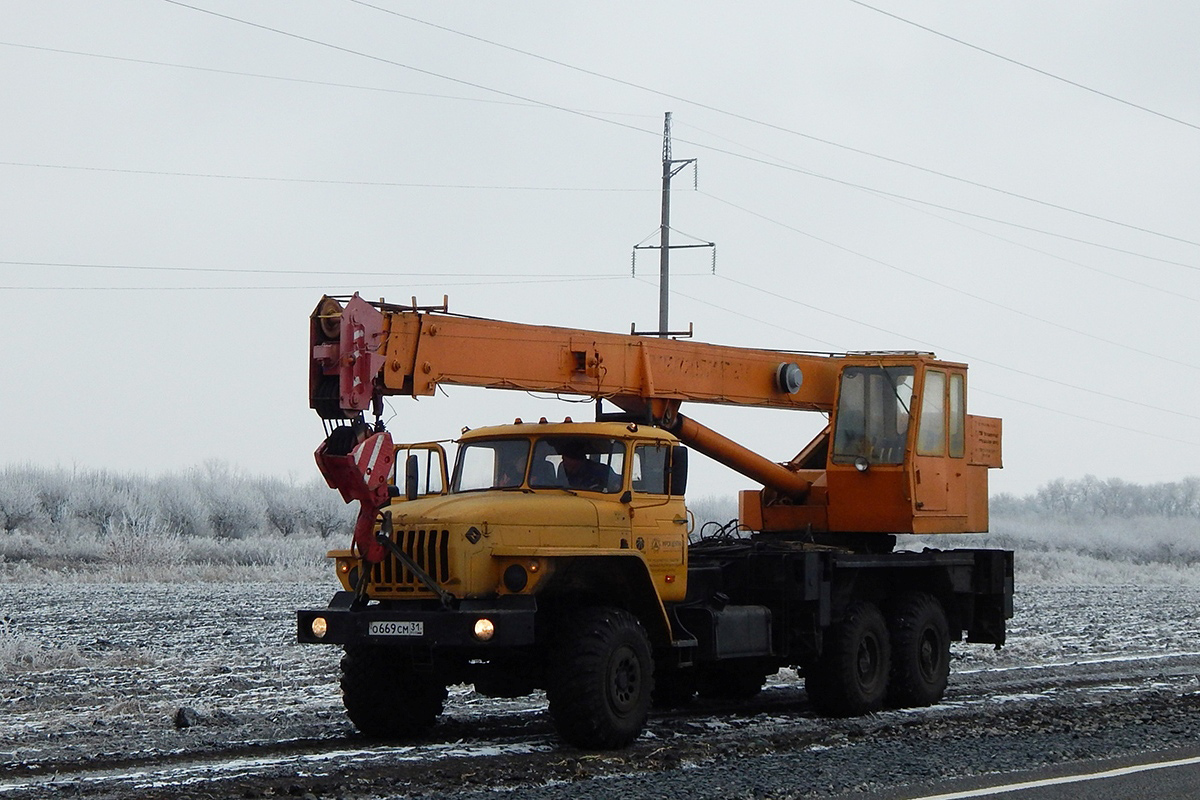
[886,593,950,708]
[340,645,447,738]
[547,607,654,749]
[805,601,890,717]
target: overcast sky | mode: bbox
[3,1,1198,501]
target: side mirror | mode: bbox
[669,446,688,496]
[405,454,419,501]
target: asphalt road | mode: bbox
[869,747,1200,800]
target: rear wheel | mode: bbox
[886,593,950,708]
[340,645,447,738]
[805,601,890,717]
[547,607,654,749]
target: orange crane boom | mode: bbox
[310,294,1001,537]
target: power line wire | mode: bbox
[869,189,1200,275]
[654,275,1200,440]
[351,1,1200,249]
[0,160,645,192]
[879,198,1200,304]
[0,260,625,278]
[157,0,660,143]
[677,118,1200,276]
[972,388,1200,447]
[632,276,844,351]
[20,4,1199,258]
[0,275,627,291]
[710,274,1200,423]
[701,192,1200,372]
[0,38,659,118]
[846,0,1200,133]
[15,146,1196,277]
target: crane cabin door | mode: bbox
[826,364,915,533]
[911,367,970,531]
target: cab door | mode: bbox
[628,441,688,601]
[912,369,968,526]
[913,370,949,512]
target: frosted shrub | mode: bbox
[257,477,301,537]
[1,463,1196,585]
[1020,475,1200,519]
[297,481,354,538]
[103,510,187,568]
[0,470,44,533]
[688,494,738,531]
[193,464,268,540]
[31,467,73,525]
[67,472,132,535]
[0,532,52,563]
[154,474,209,538]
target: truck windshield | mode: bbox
[832,366,914,465]
[529,436,625,493]
[452,439,531,492]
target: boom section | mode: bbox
[310,294,939,420]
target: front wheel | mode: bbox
[547,607,654,749]
[340,645,447,738]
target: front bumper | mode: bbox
[296,593,537,648]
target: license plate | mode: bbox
[368,620,424,637]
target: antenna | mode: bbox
[632,112,715,338]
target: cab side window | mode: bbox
[632,443,669,494]
[949,373,965,458]
[917,370,947,456]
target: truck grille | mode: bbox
[370,528,451,595]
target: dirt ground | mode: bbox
[3,583,1200,799]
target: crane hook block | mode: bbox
[314,427,395,562]
[310,293,386,415]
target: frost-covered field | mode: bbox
[3,469,1200,792]
[0,583,343,767]
[3,579,1199,777]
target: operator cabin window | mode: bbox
[832,366,914,465]
[917,370,947,456]
[949,373,965,458]
[632,443,669,494]
[453,439,530,492]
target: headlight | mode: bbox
[310,616,328,639]
[473,618,495,641]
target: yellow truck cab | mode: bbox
[324,421,690,608]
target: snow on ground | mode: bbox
[2,581,1200,771]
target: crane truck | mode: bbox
[297,294,1012,749]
